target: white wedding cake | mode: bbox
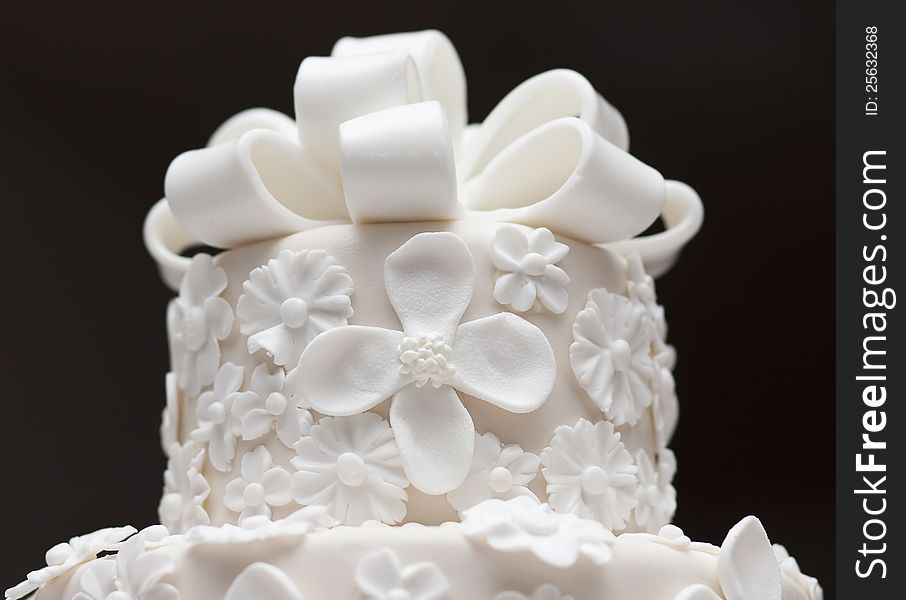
[7,30,821,600]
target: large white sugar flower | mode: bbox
[224,563,302,600]
[447,432,540,513]
[773,544,824,600]
[167,254,234,398]
[5,526,137,600]
[540,419,639,530]
[495,584,575,600]
[569,288,655,425]
[294,232,556,494]
[632,448,676,531]
[237,249,353,367]
[651,365,679,448]
[291,413,409,525]
[232,364,314,448]
[355,548,449,600]
[185,505,335,544]
[491,225,570,314]
[190,362,244,472]
[160,372,179,456]
[224,445,293,522]
[461,497,615,568]
[159,441,210,534]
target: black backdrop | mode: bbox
[0,1,834,596]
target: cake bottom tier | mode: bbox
[25,503,821,600]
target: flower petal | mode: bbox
[224,563,302,600]
[247,323,294,366]
[384,232,474,340]
[262,468,293,506]
[355,548,402,595]
[452,313,555,413]
[389,385,474,495]
[204,296,234,340]
[295,326,407,416]
[403,563,450,600]
[242,446,273,482]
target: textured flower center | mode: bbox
[207,402,226,425]
[280,297,309,329]
[581,466,610,495]
[645,484,660,504]
[387,590,411,600]
[519,252,547,277]
[398,332,455,388]
[183,306,209,352]
[266,392,287,415]
[336,452,368,487]
[488,466,514,494]
[243,482,265,506]
[610,339,632,371]
[45,542,73,567]
[515,511,559,536]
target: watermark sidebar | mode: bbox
[837,0,903,597]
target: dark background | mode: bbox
[0,0,834,596]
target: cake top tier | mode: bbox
[144,30,702,291]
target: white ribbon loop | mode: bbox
[460,69,629,181]
[207,108,298,146]
[332,30,467,150]
[294,51,421,174]
[340,101,460,223]
[165,129,346,248]
[463,117,664,243]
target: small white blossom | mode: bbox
[167,254,234,398]
[540,419,639,531]
[224,445,294,522]
[491,225,570,314]
[570,288,656,425]
[447,432,539,513]
[291,413,409,525]
[237,249,353,367]
[355,548,449,600]
[632,448,677,531]
[159,441,210,534]
[190,362,244,472]
[232,364,314,448]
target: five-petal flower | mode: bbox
[447,432,540,513]
[293,232,556,495]
[632,448,677,531]
[232,364,314,448]
[291,413,409,525]
[224,445,294,522]
[237,249,353,367]
[355,548,449,600]
[491,226,570,314]
[540,418,639,531]
[167,254,234,398]
[190,362,244,472]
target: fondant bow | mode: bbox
[145,30,702,290]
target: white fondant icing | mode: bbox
[446,432,539,513]
[495,584,575,600]
[159,441,210,534]
[160,372,179,456]
[295,232,555,495]
[718,516,783,600]
[223,563,302,600]
[236,248,353,367]
[224,445,293,522]
[541,419,639,531]
[675,584,723,600]
[6,526,136,600]
[291,413,409,525]
[491,225,570,314]
[570,288,656,426]
[231,364,313,448]
[355,548,449,600]
[190,362,244,472]
[166,254,233,398]
[184,505,334,544]
[460,496,615,568]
